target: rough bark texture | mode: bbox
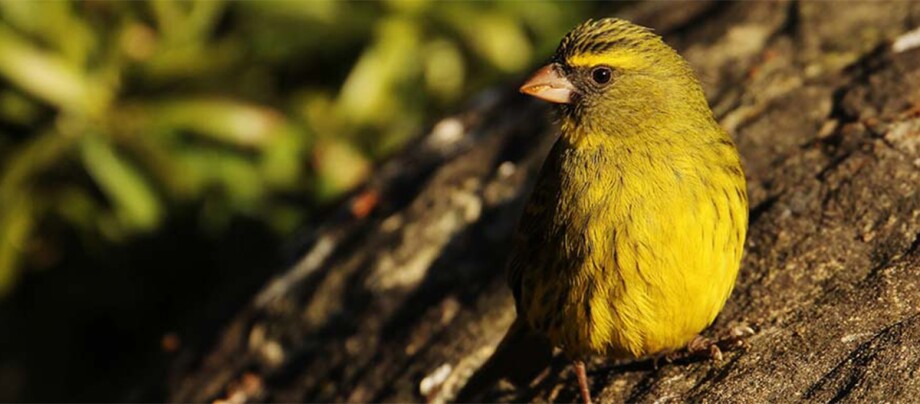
[168,2,920,403]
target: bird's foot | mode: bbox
[687,324,756,362]
[725,324,756,345]
[573,360,592,404]
[651,350,682,369]
[649,325,755,370]
[687,335,724,361]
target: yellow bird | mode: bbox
[509,18,748,403]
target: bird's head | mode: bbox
[521,18,712,143]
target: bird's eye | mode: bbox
[591,66,612,85]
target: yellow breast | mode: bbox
[519,134,747,359]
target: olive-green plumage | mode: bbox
[509,17,748,368]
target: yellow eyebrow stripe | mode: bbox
[568,51,645,70]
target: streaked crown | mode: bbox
[554,18,673,70]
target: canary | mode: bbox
[508,18,748,403]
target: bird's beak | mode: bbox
[519,63,575,104]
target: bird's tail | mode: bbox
[455,317,553,402]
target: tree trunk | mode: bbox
[168,2,920,402]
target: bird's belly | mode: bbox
[525,182,746,360]
[537,270,735,359]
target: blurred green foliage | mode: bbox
[0,0,596,295]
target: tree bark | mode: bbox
[168,2,920,402]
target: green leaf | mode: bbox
[148,98,283,148]
[0,0,97,66]
[0,194,33,296]
[0,24,109,116]
[80,136,162,232]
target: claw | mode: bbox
[730,325,755,338]
[661,325,755,366]
[709,345,723,362]
[665,351,678,363]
